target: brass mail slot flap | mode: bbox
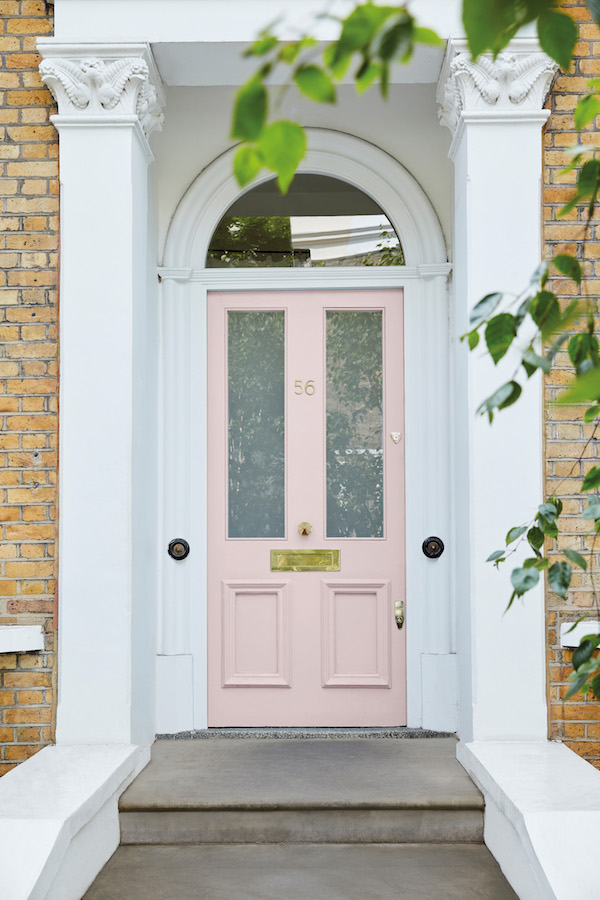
[271,549,340,572]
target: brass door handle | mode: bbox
[394,600,404,629]
[298,522,312,536]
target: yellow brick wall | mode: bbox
[545,0,600,769]
[0,0,57,775]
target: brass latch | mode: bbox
[394,600,404,629]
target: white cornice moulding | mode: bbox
[0,624,44,653]
[156,264,452,288]
[437,36,558,150]
[37,42,165,137]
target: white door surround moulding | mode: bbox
[158,129,456,734]
[438,39,553,742]
[157,265,453,285]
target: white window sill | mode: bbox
[0,625,45,654]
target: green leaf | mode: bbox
[511,566,540,596]
[233,145,263,187]
[470,292,502,326]
[558,366,600,404]
[323,43,352,78]
[468,329,480,350]
[565,670,591,700]
[463,0,526,58]
[523,557,541,569]
[332,3,396,63]
[374,15,413,62]
[477,381,522,422]
[582,465,600,491]
[564,548,588,570]
[497,382,522,411]
[573,637,598,670]
[530,291,560,338]
[577,158,600,197]
[537,517,558,539]
[569,333,599,370]
[548,561,572,598]
[258,120,306,194]
[535,557,550,571]
[294,65,336,103]
[538,503,558,521]
[356,62,381,93]
[527,526,545,553]
[413,26,443,46]
[592,671,600,700]
[587,0,600,27]
[506,525,527,545]
[487,549,505,562]
[245,34,278,57]
[549,496,563,517]
[584,405,600,422]
[522,348,551,375]
[485,313,517,364]
[575,93,600,130]
[278,37,317,64]
[583,498,600,519]
[554,253,582,284]
[538,10,577,71]
[232,78,267,141]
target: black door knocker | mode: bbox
[422,536,444,559]
[168,538,190,560]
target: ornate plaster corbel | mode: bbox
[438,45,558,136]
[39,55,164,136]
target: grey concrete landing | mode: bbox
[84,844,518,899]
[119,738,484,844]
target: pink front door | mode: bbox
[207,289,406,726]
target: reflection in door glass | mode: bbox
[228,311,285,538]
[326,311,384,538]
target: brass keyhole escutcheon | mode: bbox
[298,522,312,536]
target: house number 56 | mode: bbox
[294,379,315,395]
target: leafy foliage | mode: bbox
[229,1,600,701]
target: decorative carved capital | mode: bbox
[438,47,557,135]
[39,56,164,136]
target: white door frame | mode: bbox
[157,129,454,733]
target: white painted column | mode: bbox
[39,45,165,744]
[438,39,557,741]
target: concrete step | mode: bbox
[84,843,518,899]
[119,738,484,845]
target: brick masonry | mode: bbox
[544,0,600,769]
[0,0,57,775]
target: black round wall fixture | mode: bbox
[422,536,444,559]
[168,538,190,560]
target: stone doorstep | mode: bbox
[118,737,484,845]
[83,844,518,900]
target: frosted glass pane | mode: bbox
[228,311,285,538]
[326,311,383,538]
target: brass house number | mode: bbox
[294,379,316,395]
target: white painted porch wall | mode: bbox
[152,84,453,260]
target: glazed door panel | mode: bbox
[207,290,405,726]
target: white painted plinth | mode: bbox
[458,740,600,900]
